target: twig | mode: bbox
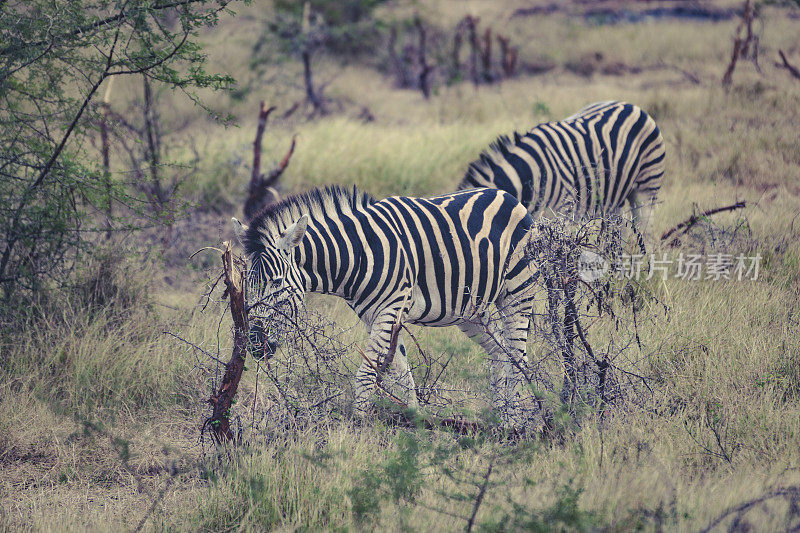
[190,246,223,258]
[653,63,701,85]
[162,331,227,365]
[401,322,455,405]
[266,135,297,188]
[281,100,301,119]
[353,343,407,407]
[778,50,800,80]
[700,486,800,533]
[660,201,746,242]
[309,392,344,410]
[466,459,494,532]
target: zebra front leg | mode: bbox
[385,334,419,409]
[353,344,380,418]
[353,311,410,417]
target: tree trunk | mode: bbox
[414,15,432,99]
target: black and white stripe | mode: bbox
[233,186,538,424]
[459,101,665,227]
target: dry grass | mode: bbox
[3,0,800,530]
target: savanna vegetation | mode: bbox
[2,0,800,530]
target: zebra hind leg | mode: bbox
[627,191,656,253]
[499,311,533,429]
[353,311,417,418]
[458,311,531,429]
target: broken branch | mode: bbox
[265,134,297,188]
[660,201,747,243]
[778,50,800,80]
[204,241,248,444]
[250,101,277,191]
[243,102,296,221]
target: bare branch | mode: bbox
[265,135,297,187]
[250,101,277,190]
[465,460,494,533]
[204,241,248,443]
[243,103,296,221]
[661,201,747,243]
[778,50,800,80]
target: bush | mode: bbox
[0,0,238,302]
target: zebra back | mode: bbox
[459,101,665,218]
[242,186,535,325]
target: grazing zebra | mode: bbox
[458,101,665,232]
[232,186,538,426]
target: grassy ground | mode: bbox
[2,0,800,530]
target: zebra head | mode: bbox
[232,215,309,360]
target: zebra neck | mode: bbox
[295,220,365,300]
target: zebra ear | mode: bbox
[277,214,309,251]
[231,217,248,246]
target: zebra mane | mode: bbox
[244,185,375,257]
[460,134,517,188]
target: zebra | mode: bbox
[458,101,665,235]
[232,185,538,426]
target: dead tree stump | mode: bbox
[205,242,248,443]
[243,102,296,222]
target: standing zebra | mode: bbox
[458,101,665,232]
[232,186,538,426]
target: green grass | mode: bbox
[3,0,800,530]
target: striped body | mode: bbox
[236,186,538,424]
[459,101,665,225]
